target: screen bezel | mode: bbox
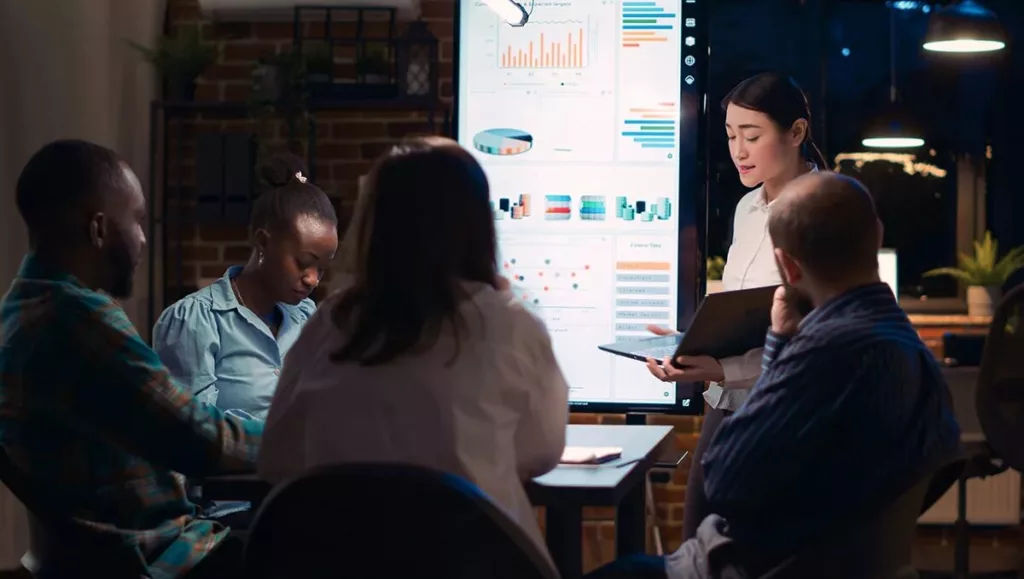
[451,0,708,416]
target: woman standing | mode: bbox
[154,154,338,420]
[645,72,826,540]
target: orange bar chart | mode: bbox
[499,27,587,69]
[622,30,669,48]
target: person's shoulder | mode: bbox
[735,186,765,212]
[48,284,139,340]
[155,289,217,327]
[795,312,918,364]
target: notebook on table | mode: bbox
[559,446,624,465]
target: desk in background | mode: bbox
[909,314,991,359]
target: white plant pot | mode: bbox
[706,280,724,295]
[966,285,1001,317]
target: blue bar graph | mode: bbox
[621,103,677,152]
[622,0,677,39]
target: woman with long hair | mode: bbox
[154,153,338,420]
[258,137,569,563]
[645,72,826,540]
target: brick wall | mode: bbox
[165,0,698,571]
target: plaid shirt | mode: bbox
[0,255,264,579]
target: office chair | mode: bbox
[242,463,560,579]
[755,470,936,579]
[971,283,1024,577]
[0,445,143,579]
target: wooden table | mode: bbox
[201,424,674,579]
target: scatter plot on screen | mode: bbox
[503,254,591,308]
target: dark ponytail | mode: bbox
[722,72,827,170]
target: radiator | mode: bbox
[918,469,1021,526]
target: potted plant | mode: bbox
[706,256,726,294]
[251,50,305,104]
[924,230,1024,317]
[357,43,392,85]
[130,24,215,101]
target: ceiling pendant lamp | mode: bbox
[863,6,925,149]
[483,0,530,27]
[923,0,1006,53]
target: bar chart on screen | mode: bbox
[498,18,590,69]
[621,0,678,49]
[618,102,678,161]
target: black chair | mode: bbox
[243,463,560,579]
[970,283,1024,576]
[754,470,938,579]
[0,445,143,578]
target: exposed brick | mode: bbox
[199,265,226,279]
[223,245,252,262]
[387,121,437,138]
[211,22,253,41]
[204,64,255,82]
[359,142,396,159]
[570,413,600,425]
[168,1,202,23]
[331,121,388,140]
[421,0,455,20]
[440,39,455,62]
[332,161,372,181]
[656,504,684,522]
[222,42,278,63]
[429,20,454,42]
[653,485,686,505]
[582,506,615,520]
[253,22,295,40]
[199,224,249,242]
[193,82,220,101]
[316,143,362,159]
[179,245,220,262]
[222,83,253,103]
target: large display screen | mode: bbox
[454,0,705,413]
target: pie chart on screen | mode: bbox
[473,128,534,156]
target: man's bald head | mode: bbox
[768,171,881,284]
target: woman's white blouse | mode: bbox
[258,282,569,563]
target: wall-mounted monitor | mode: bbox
[879,248,898,298]
[454,0,707,415]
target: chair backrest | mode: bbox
[0,444,142,578]
[976,283,1024,472]
[758,473,933,579]
[243,463,560,579]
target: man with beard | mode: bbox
[656,172,961,578]
[0,140,261,579]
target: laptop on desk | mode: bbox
[598,285,778,366]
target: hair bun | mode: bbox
[257,153,309,190]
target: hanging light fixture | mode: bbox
[863,5,925,149]
[483,0,530,27]
[923,0,1006,53]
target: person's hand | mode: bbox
[645,324,678,336]
[646,354,725,383]
[771,285,803,336]
[494,275,511,291]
